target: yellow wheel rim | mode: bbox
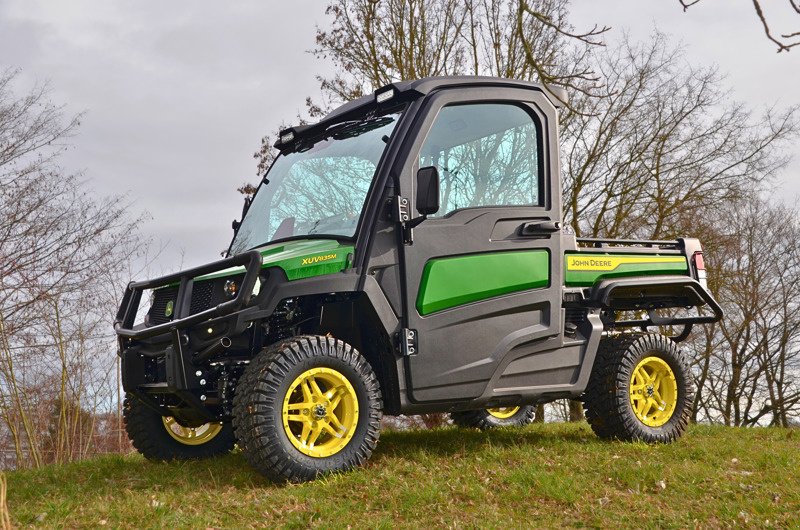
[486,406,521,420]
[162,417,223,446]
[282,367,359,458]
[629,356,678,427]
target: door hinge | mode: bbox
[393,195,414,244]
[393,195,411,224]
[400,328,417,356]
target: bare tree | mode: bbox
[0,69,147,468]
[678,0,800,52]
[560,33,799,241]
[688,196,800,427]
[255,0,607,173]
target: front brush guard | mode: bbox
[114,250,262,340]
[114,251,262,422]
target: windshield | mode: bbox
[229,112,401,255]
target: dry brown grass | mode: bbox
[0,472,11,530]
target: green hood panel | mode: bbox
[198,239,354,282]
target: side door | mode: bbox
[399,88,564,403]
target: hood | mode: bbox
[196,239,354,282]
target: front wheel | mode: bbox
[232,336,383,483]
[582,333,694,443]
[450,405,536,429]
[123,396,235,461]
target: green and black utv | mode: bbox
[115,76,722,483]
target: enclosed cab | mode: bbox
[115,77,722,482]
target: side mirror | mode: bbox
[416,166,440,216]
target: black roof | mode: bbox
[324,76,566,122]
[276,76,566,150]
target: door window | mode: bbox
[419,103,542,216]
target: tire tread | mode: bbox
[451,405,537,430]
[582,333,693,443]
[232,335,382,483]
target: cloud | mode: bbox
[0,0,333,269]
[1,0,797,271]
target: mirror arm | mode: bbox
[406,214,427,230]
[401,215,426,245]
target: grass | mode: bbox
[6,423,799,528]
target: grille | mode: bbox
[145,277,239,327]
[565,308,588,325]
[189,281,215,314]
[147,286,179,326]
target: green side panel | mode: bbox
[196,239,354,282]
[564,253,689,287]
[416,250,550,316]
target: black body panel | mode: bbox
[384,86,572,404]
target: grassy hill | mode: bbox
[5,423,799,528]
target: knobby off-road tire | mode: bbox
[232,335,383,483]
[123,395,235,460]
[450,405,536,429]
[582,333,694,443]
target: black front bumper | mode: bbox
[115,250,263,340]
[114,251,263,421]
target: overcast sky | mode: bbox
[1,0,798,269]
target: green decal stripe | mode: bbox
[195,239,354,282]
[282,252,352,280]
[564,254,688,287]
[416,250,550,315]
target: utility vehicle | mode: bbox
[115,76,722,483]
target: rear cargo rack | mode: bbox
[576,237,682,250]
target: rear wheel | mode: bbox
[232,336,382,483]
[582,333,693,443]
[123,395,235,460]
[451,405,536,429]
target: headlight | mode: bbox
[223,279,239,298]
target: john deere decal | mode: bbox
[566,255,686,272]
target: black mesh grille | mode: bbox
[146,276,241,326]
[189,281,214,315]
[148,286,179,326]
[565,308,588,325]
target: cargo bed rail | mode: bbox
[576,237,682,251]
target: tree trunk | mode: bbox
[533,403,545,423]
[568,399,584,422]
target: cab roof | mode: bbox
[275,76,566,151]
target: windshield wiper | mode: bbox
[326,116,395,140]
[291,116,396,153]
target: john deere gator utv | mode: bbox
[115,76,722,483]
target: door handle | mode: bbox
[519,221,562,236]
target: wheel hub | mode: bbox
[629,356,678,427]
[282,367,359,458]
[486,406,521,419]
[161,416,223,446]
